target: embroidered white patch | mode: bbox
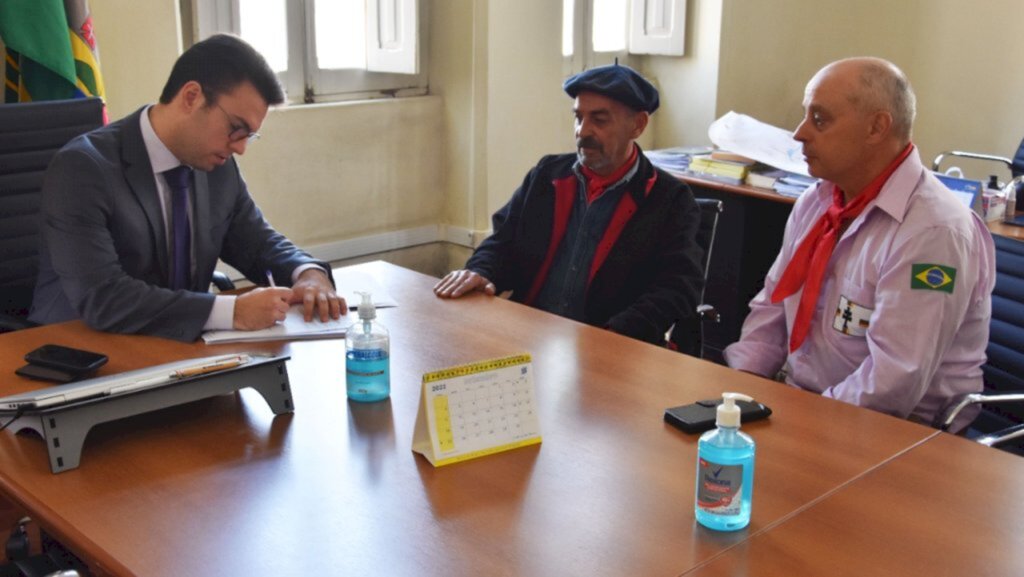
[833,295,872,337]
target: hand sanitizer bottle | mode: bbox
[695,392,756,531]
[345,292,390,402]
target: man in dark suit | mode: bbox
[433,64,703,346]
[30,34,345,342]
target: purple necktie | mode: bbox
[163,166,192,290]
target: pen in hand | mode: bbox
[265,270,276,287]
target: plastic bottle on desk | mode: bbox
[345,292,390,402]
[1005,178,1020,224]
[695,392,756,531]
[983,175,1006,222]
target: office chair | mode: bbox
[0,98,105,333]
[932,136,1024,223]
[669,198,723,358]
[936,234,1024,455]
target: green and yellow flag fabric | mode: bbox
[911,263,957,293]
[0,0,106,103]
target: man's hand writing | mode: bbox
[234,287,293,330]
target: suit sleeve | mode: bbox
[213,162,331,289]
[40,148,216,341]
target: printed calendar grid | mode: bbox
[414,353,541,466]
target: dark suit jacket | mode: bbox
[30,107,328,342]
[466,151,704,345]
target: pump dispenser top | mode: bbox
[717,392,754,428]
[356,291,376,321]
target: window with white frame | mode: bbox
[563,0,686,72]
[193,0,426,103]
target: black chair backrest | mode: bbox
[0,98,104,320]
[694,198,723,295]
[1012,136,1024,178]
[670,197,723,357]
[976,234,1024,444]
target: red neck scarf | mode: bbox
[772,143,913,352]
[580,144,638,204]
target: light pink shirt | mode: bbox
[725,149,995,432]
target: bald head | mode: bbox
[794,57,917,197]
[809,57,916,143]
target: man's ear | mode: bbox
[631,111,650,139]
[177,80,205,112]
[866,110,892,143]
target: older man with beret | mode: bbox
[434,64,704,347]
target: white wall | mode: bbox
[89,0,180,120]
[712,0,1024,181]
[645,0,723,149]
[484,1,575,222]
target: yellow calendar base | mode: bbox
[413,436,542,467]
[411,354,542,467]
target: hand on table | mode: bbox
[433,270,496,298]
[290,268,347,322]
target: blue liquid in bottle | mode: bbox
[695,426,755,531]
[694,393,756,531]
[345,292,390,403]
[346,347,390,402]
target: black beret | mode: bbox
[563,64,659,113]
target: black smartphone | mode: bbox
[24,344,108,374]
[15,363,78,383]
[664,398,772,434]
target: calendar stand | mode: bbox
[412,353,541,466]
[4,356,292,473]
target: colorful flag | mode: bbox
[911,264,957,293]
[0,0,106,103]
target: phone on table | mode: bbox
[664,398,772,434]
[17,344,109,383]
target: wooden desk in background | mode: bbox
[0,261,969,576]
[988,217,1024,241]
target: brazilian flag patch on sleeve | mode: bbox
[911,264,956,293]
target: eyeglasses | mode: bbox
[215,103,261,144]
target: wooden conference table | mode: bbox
[0,262,1020,576]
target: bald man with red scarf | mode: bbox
[725,58,995,432]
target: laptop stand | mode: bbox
[4,356,292,473]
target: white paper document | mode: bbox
[708,111,811,177]
[202,292,397,345]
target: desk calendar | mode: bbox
[412,353,541,466]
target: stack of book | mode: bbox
[772,174,818,197]
[685,151,756,185]
[745,167,791,190]
[645,148,695,177]
[745,167,818,198]
[650,146,819,198]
